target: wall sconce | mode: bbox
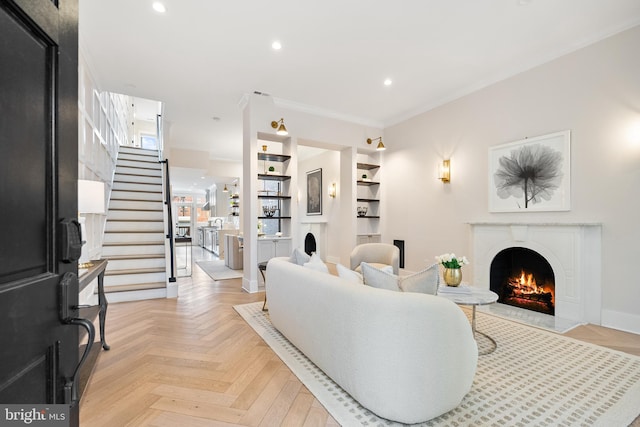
[271,118,288,135]
[328,182,337,198]
[366,137,386,151]
[438,159,451,183]
[222,184,229,192]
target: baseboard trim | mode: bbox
[601,309,640,335]
[166,281,178,298]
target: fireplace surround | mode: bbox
[470,222,602,327]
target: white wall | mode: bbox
[78,50,131,262]
[383,26,640,334]
[298,150,341,261]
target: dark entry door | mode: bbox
[0,0,80,423]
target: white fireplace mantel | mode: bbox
[469,222,602,325]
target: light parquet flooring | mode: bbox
[81,254,640,426]
[80,260,339,426]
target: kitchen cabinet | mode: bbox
[257,237,292,263]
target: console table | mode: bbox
[79,259,110,351]
[77,259,109,402]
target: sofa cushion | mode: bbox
[361,262,400,291]
[354,262,392,274]
[398,263,440,295]
[303,252,329,274]
[362,262,440,295]
[336,263,363,284]
[290,247,311,265]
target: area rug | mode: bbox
[234,301,640,426]
[196,260,243,280]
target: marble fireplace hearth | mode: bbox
[469,222,602,332]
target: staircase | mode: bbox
[102,146,172,302]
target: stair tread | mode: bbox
[104,230,164,233]
[109,199,163,203]
[105,267,165,275]
[104,282,166,293]
[107,218,164,222]
[114,171,161,176]
[103,241,165,246]
[113,180,162,185]
[103,254,165,260]
[111,188,162,194]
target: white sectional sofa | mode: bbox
[266,257,478,424]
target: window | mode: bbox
[140,134,158,150]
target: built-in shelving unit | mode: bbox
[356,162,380,219]
[357,158,381,242]
[229,193,240,217]
[258,152,292,233]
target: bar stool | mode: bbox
[258,261,268,311]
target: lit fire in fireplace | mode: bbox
[506,270,555,308]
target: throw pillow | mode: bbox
[354,262,393,274]
[336,263,363,284]
[289,247,311,266]
[362,262,440,295]
[303,252,329,274]
[361,262,400,291]
[398,263,440,295]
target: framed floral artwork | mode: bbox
[489,130,571,212]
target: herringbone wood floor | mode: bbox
[80,250,640,426]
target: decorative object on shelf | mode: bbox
[435,253,469,287]
[262,144,268,173]
[268,166,275,173]
[361,174,367,180]
[262,205,277,217]
[366,136,386,151]
[271,118,288,136]
[306,168,322,215]
[438,159,451,183]
[328,182,336,198]
[357,206,368,217]
[489,130,570,212]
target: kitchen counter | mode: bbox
[199,226,239,258]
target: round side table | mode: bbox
[438,287,498,355]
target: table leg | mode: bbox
[471,305,496,355]
[97,270,110,351]
[259,268,267,311]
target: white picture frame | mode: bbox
[489,130,571,212]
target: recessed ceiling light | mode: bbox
[152,2,166,13]
[272,41,282,50]
[384,78,392,86]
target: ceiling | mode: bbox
[79,0,640,190]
